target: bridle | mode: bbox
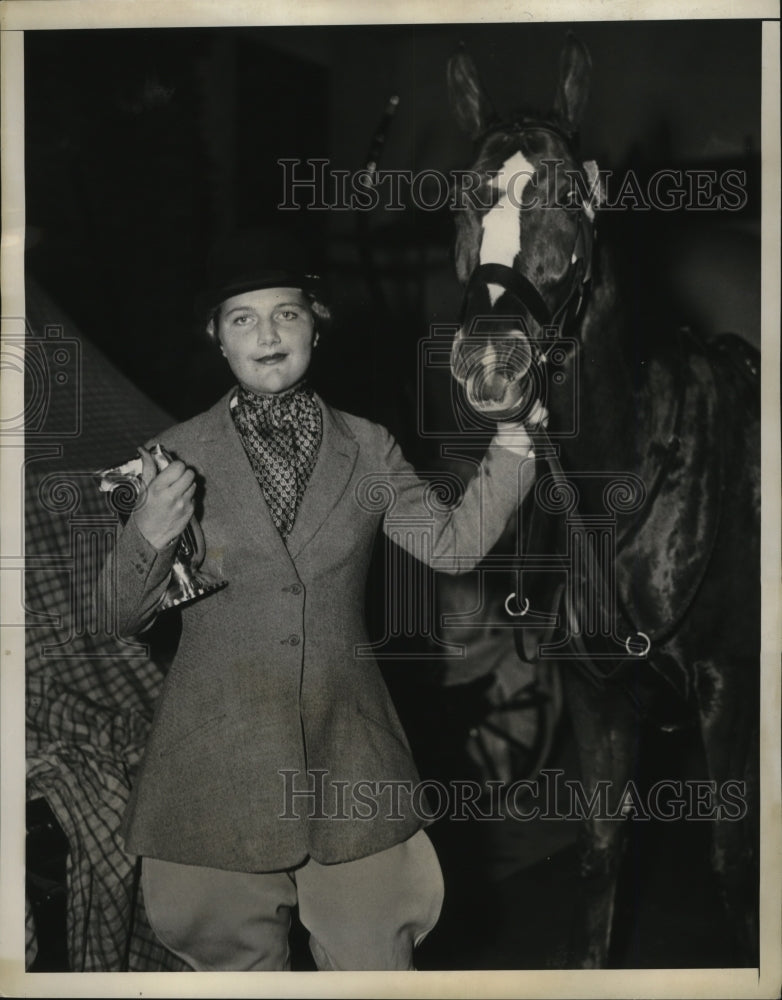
[461,120,597,366]
[459,121,663,683]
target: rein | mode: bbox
[512,420,693,713]
[502,318,704,707]
[516,325,724,711]
[530,428,653,668]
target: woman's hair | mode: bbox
[305,291,332,330]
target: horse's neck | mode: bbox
[557,254,641,475]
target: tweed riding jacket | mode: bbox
[113,389,534,872]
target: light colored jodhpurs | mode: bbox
[141,829,444,971]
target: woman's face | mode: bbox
[211,287,317,395]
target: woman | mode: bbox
[112,228,544,971]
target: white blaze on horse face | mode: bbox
[452,149,536,411]
[480,150,536,307]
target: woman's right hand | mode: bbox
[131,446,197,551]
[495,399,549,455]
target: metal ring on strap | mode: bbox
[505,593,530,617]
[625,632,651,657]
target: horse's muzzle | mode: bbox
[450,325,539,419]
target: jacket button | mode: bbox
[289,583,303,595]
[288,634,300,646]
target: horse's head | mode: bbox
[448,35,602,421]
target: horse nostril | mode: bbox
[481,370,510,402]
[501,336,534,375]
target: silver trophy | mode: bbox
[96,443,228,610]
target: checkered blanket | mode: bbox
[24,278,188,971]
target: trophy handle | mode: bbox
[177,515,206,567]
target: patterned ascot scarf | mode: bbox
[230,382,323,538]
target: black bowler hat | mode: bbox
[196,227,322,320]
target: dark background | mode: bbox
[25,19,761,449]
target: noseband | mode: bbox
[462,121,597,360]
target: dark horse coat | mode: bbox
[114,389,532,872]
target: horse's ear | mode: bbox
[447,48,496,140]
[553,33,591,130]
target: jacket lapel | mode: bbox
[286,395,359,560]
[196,391,358,564]
[197,391,292,564]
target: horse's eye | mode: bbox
[560,191,582,212]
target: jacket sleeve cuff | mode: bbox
[116,515,178,590]
[111,516,178,635]
[492,421,535,457]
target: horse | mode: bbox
[445,34,760,968]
